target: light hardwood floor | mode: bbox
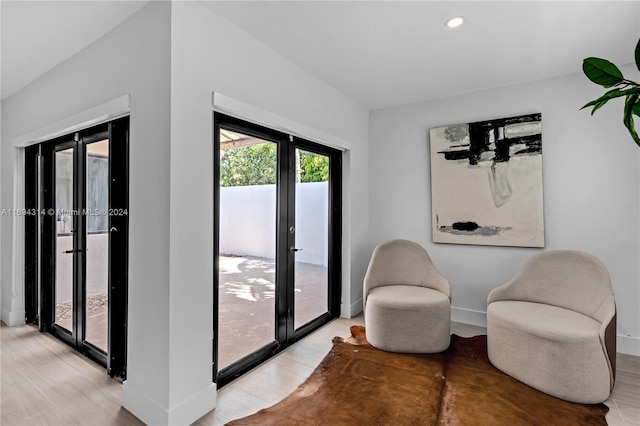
[2,318,638,425]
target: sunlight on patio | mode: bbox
[217,255,327,370]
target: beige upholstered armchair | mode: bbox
[487,250,616,404]
[363,239,451,353]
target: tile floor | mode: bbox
[1,317,638,425]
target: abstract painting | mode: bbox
[429,113,544,247]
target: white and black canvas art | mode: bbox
[429,113,544,248]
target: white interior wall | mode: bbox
[161,2,369,424]
[170,1,370,326]
[0,0,175,422]
[369,66,640,355]
[0,1,370,424]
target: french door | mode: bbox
[26,117,129,379]
[214,113,342,387]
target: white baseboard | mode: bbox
[617,335,640,357]
[123,381,216,426]
[122,380,169,425]
[1,308,25,326]
[167,383,217,425]
[451,306,487,328]
[340,298,363,318]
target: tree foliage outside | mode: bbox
[299,150,329,183]
[220,144,329,187]
[220,143,277,187]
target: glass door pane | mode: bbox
[54,147,75,332]
[218,130,277,370]
[293,149,330,329]
[85,140,109,352]
[36,118,129,376]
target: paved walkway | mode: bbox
[217,255,328,369]
[53,250,328,370]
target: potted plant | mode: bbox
[582,38,640,147]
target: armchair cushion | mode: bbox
[366,285,450,353]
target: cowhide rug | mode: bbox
[227,325,608,425]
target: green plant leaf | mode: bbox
[581,90,620,109]
[583,58,624,88]
[580,88,640,114]
[590,100,609,115]
[635,38,640,72]
[633,102,640,118]
[623,94,640,147]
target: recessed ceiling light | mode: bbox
[446,17,465,29]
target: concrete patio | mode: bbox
[217,255,328,370]
[55,247,329,372]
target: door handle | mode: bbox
[63,249,82,254]
[288,246,303,252]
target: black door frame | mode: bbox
[24,116,129,380]
[213,112,342,387]
[24,145,39,324]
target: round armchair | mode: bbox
[363,239,451,353]
[487,250,616,404]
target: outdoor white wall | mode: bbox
[220,185,277,259]
[0,1,181,423]
[170,0,370,331]
[369,66,640,355]
[220,182,328,265]
[295,182,329,266]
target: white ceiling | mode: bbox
[1,1,150,100]
[2,1,639,110]
[204,1,640,110]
